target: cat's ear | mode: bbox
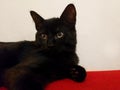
[60,4,76,24]
[30,11,44,30]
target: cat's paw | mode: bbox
[69,65,86,82]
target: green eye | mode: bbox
[56,32,64,39]
[41,34,47,39]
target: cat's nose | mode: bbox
[48,42,54,48]
[48,44,54,48]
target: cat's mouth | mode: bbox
[47,46,56,50]
[42,45,56,50]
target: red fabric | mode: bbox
[1,70,120,90]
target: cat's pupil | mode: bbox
[56,32,64,39]
[41,34,47,39]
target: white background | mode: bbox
[0,0,120,71]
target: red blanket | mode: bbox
[1,70,120,90]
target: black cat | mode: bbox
[0,4,86,90]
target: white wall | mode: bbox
[0,0,120,71]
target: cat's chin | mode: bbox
[41,46,55,51]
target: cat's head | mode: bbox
[30,4,77,52]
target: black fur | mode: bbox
[0,4,86,90]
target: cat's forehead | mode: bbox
[43,18,60,27]
[41,18,62,32]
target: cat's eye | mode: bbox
[55,32,64,39]
[41,34,47,39]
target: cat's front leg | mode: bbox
[68,65,86,82]
[4,66,31,90]
[4,66,46,90]
[4,56,47,90]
